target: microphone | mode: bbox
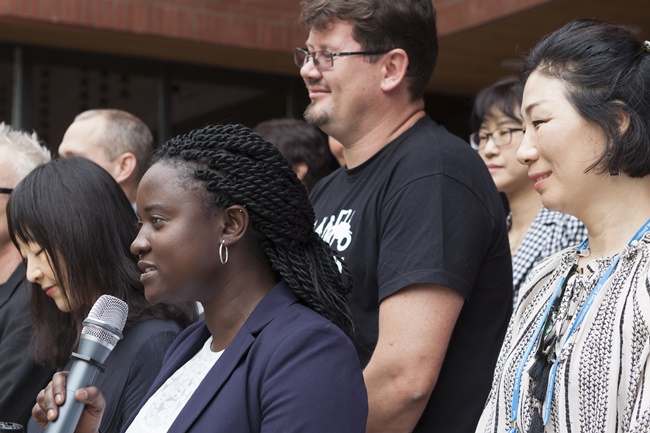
[45,295,128,433]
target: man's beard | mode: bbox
[304,101,329,128]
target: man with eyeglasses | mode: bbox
[297,1,513,433]
[0,124,54,426]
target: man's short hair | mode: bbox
[74,109,154,182]
[300,0,438,101]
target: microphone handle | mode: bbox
[45,340,112,433]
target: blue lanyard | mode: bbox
[509,218,650,433]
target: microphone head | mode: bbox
[81,295,128,347]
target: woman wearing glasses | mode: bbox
[470,77,586,307]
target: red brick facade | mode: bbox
[0,0,553,53]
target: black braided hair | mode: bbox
[153,123,354,335]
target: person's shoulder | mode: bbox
[538,208,587,240]
[309,166,345,198]
[539,207,579,224]
[118,318,183,351]
[258,301,351,349]
[127,317,183,334]
[404,116,472,152]
[393,117,487,177]
[249,303,359,380]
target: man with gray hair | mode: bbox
[0,123,53,426]
[58,109,154,204]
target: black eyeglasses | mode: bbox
[294,48,390,71]
[0,188,13,195]
[470,128,524,151]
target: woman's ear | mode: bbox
[612,102,631,136]
[221,205,248,247]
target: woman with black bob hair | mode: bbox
[476,19,650,433]
[7,157,198,433]
[32,124,367,433]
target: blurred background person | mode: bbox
[32,124,367,433]
[477,19,650,433]
[470,77,586,306]
[8,157,198,433]
[254,117,339,192]
[58,109,154,206]
[0,124,53,427]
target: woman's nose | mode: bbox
[25,259,43,283]
[517,131,537,165]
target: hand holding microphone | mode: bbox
[33,295,128,433]
[34,373,105,433]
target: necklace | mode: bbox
[509,217,650,433]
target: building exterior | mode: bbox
[0,0,645,150]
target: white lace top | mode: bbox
[125,336,223,433]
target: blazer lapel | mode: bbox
[166,281,297,433]
[167,328,255,432]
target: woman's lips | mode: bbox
[530,172,551,190]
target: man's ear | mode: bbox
[380,48,409,93]
[220,205,249,247]
[113,152,137,184]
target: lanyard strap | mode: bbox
[509,218,650,432]
[509,264,575,433]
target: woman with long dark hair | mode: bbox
[7,157,198,433]
[32,124,367,433]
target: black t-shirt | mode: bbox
[310,116,513,433]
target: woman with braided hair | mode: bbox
[32,123,367,433]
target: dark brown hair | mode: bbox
[300,0,438,101]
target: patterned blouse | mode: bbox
[511,208,587,307]
[476,235,650,433]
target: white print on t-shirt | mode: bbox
[314,209,355,252]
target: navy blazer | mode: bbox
[122,281,368,433]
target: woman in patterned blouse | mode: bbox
[476,19,650,433]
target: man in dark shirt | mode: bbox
[297,1,514,432]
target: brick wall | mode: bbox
[0,0,553,53]
[2,0,306,52]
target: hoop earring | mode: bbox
[219,240,229,265]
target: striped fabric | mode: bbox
[476,236,650,433]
